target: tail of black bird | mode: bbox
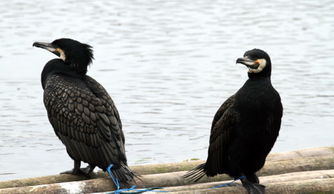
[108,163,137,185]
[183,163,207,182]
[185,164,266,194]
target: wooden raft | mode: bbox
[0,146,333,194]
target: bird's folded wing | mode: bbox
[206,95,239,174]
[43,75,126,166]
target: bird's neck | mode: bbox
[41,59,85,89]
[241,77,272,91]
[247,73,271,80]
[246,76,271,85]
[68,62,88,75]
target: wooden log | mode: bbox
[144,169,334,193]
[146,178,334,194]
[0,146,333,190]
[0,178,115,194]
[0,160,203,189]
[2,169,334,194]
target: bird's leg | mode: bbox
[245,173,260,184]
[240,176,265,194]
[60,160,85,175]
[80,165,96,175]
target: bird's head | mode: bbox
[33,38,94,75]
[236,49,271,78]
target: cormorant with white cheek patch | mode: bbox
[33,38,135,184]
[184,49,283,194]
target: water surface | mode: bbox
[0,0,333,180]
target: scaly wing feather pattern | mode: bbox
[43,74,126,170]
[84,76,125,147]
[184,95,238,182]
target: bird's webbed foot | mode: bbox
[60,168,93,178]
[60,168,85,175]
[60,161,92,178]
[241,177,265,194]
[80,165,96,175]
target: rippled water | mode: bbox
[0,0,333,181]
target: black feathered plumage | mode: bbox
[34,38,134,184]
[185,49,283,194]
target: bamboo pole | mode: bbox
[145,169,334,193]
[1,169,334,194]
[147,178,334,194]
[0,146,333,190]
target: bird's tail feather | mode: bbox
[183,163,206,182]
[110,163,137,185]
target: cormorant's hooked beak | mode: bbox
[236,57,259,69]
[33,42,61,57]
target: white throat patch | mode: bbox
[45,47,66,61]
[248,59,266,73]
[56,48,66,61]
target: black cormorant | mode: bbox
[184,49,283,194]
[33,38,134,184]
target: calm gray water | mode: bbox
[0,0,333,181]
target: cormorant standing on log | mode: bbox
[33,38,134,184]
[184,49,283,194]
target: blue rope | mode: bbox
[106,164,169,194]
[107,164,121,191]
[208,176,245,189]
[107,164,243,193]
